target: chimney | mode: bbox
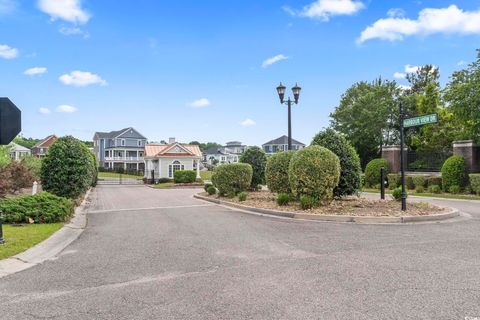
[169,137,176,144]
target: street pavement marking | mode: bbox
[88,204,214,214]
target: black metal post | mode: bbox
[380,167,385,200]
[0,209,5,244]
[288,98,292,151]
[151,170,155,184]
[400,103,407,211]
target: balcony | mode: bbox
[104,156,144,162]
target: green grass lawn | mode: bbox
[0,223,64,260]
[151,182,175,189]
[98,172,143,180]
[200,171,213,181]
[363,188,480,201]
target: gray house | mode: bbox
[93,127,147,171]
[204,141,247,165]
[262,135,306,155]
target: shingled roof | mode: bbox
[262,135,305,146]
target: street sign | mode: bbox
[0,98,21,145]
[403,113,438,128]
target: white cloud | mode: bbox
[24,67,47,76]
[457,60,466,66]
[59,71,107,87]
[387,8,405,18]
[262,54,289,68]
[240,118,256,127]
[404,64,420,73]
[188,98,210,108]
[38,0,90,24]
[57,105,77,113]
[58,25,89,38]
[39,107,51,114]
[285,0,365,21]
[393,72,406,79]
[0,44,18,59]
[358,5,480,43]
[0,0,16,15]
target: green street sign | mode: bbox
[403,113,438,128]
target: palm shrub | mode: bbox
[238,192,247,201]
[239,146,267,189]
[469,174,480,194]
[276,193,290,206]
[265,151,294,194]
[364,159,388,188]
[311,129,361,197]
[212,163,253,196]
[441,155,466,191]
[41,136,97,199]
[288,146,340,201]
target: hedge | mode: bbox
[469,174,480,194]
[441,155,466,191]
[41,136,97,199]
[0,192,74,224]
[412,176,427,188]
[364,159,388,188]
[174,170,196,183]
[239,146,267,189]
[212,163,253,196]
[265,151,294,194]
[311,129,361,197]
[288,145,340,201]
[427,176,442,188]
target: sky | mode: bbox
[1,0,479,146]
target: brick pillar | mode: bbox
[453,140,480,173]
[381,145,408,173]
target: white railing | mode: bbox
[105,157,144,161]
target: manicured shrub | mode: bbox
[392,187,406,201]
[204,183,213,192]
[300,195,319,209]
[0,192,74,224]
[173,170,196,183]
[427,176,442,188]
[441,155,466,191]
[158,178,173,183]
[238,192,247,202]
[239,146,267,189]
[428,185,441,194]
[206,185,217,195]
[364,159,388,188]
[449,185,461,194]
[387,173,400,189]
[416,186,425,193]
[276,193,290,206]
[288,146,340,201]
[469,174,480,194]
[265,151,294,194]
[311,129,361,197]
[406,176,415,190]
[41,136,97,199]
[412,176,427,188]
[212,163,253,196]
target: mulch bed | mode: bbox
[203,191,444,217]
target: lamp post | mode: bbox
[276,83,301,151]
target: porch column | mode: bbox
[196,159,201,179]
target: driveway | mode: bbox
[0,185,479,319]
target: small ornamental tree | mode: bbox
[364,159,388,188]
[288,145,340,201]
[441,155,466,191]
[265,151,294,194]
[41,136,97,199]
[239,146,267,189]
[212,163,253,196]
[311,129,361,197]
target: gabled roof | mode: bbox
[204,147,222,155]
[93,127,146,140]
[145,143,202,158]
[33,135,57,148]
[262,135,305,146]
[10,143,30,152]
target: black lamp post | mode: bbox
[276,82,302,151]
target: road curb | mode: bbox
[194,193,459,224]
[0,189,92,279]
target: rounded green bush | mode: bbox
[288,145,340,201]
[448,185,461,194]
[469,174,480,194]
[364,159,388,188]
[311,129,361,197]
[265,151,294,194]
[416,186,425,193]
[41,136,97,199]
[238,192,247,202]
[300,195,319,210]
[239,146,267,189]
[276,193,289,206]
[392,187,406,201]
[211,163,253,196]
[204,183,213,192]
[441,155,466,191]
[206,185,216,195]
[428,185,441,194]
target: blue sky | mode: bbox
[1,0,479,146]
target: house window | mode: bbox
[168,160,184,178]
[121,139,126,146]
[138,140,142,147]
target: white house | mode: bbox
[204,141,247,165]
[144,138,202,180]
[9,143,31,161]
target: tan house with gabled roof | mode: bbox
[32,135,57,157]
[144,138,202,181]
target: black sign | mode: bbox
[0,98,21,145]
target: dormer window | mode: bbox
[121,139,125,146]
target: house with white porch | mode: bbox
[9,143,31,161]
[93,127,147,172]
[144,138,202,181]
[204,141,247,165]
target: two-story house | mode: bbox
[262,135,306,155]
[93,127,147,172]
[204,141,248,165]
[32,135,57,157]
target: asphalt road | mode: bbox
[0,185,479,320]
